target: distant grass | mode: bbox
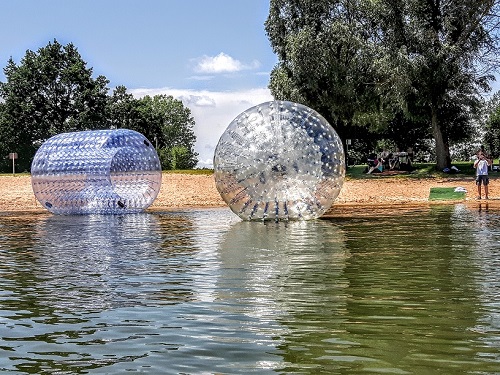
[158,161,489,178]
[2,170,216,176]
[169,163,474,179]
[429,187,466,201]
[346,162,479,179]
[4,161,494,180]
[0,172,30,177]
[164,169,214,175]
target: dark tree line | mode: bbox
[0,40,198,172]
[265,0,500,168]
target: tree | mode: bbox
[265,0,388,147]
[132,94,198,169]
[0,39,109,171]
[265,0,500,169]
[106,85,138,130]
[0,40,200,172]
[106,90,199,169]
[483,92,500,157]
[377,0,499,169]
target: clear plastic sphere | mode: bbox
[214,101,345,221]
[31,129,162,214]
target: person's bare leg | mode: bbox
[485,184,489,199]
[477,183,482,199]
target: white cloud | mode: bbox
[182,95,216,107]
[129,87,273,168]
[188,75,215,81]
[193,52,260,74]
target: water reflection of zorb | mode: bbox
[217,220,349,326]
[214,101,345,221]
[31,214,164,311]
[31,129,162,214]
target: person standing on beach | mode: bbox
[474,151,492,199]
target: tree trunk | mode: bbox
[431,105,451,170]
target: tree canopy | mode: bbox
[483,92,500,156]
[0,40,198,171]
[0,40,109,170]
[265,0,500,168]
[266,0,386,140]
[106,87,199,169]
[131,94,198,169]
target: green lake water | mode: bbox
[0,204,498,374]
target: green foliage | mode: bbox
[0,40,199,172]
[266,0,388,141]
[367,0,496,169]
[157,148,172,170]
[0,39,109,171]
[128,94,198,170]
[170,146,197,170]
[105,88,199,169]
[157,145,198,170]
[106,85,137,129]
[483,92,500,158]
[265,0,500,170]
[346,161,476,180]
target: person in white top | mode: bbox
[473,151,492,199]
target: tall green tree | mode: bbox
[266,0,500,169]
[483,92,500,156]
[376,0,498,169]
[265,0,388,146]
[106,90,199,169]
[132,94,198,169]
[0,40,200,171]
[0,39,109,170]
[106,85,138,130]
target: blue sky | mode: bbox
[3,1,498,168]
[0,0,277,167]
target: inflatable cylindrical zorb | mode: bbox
[31,129,162,214]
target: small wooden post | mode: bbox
[9,153,18,175]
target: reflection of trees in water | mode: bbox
[327,205,495,373]
[157,213,194,253]
[0,212,44,253]
[1,212,201,317]
[0,213,50,316]
[0,209,237,374]
[215,206,499,373]
[457,203,500,356]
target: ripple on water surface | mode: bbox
[0,205,499,374]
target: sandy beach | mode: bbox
[3,172,496,214]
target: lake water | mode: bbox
[0,204,499,374]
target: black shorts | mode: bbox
[476,175,489,185]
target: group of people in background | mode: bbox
[365,149,414,174]
[365,145,494,200]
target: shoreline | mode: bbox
[3,173,498,215]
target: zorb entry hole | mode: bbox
[214,100,345,221]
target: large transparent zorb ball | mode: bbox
[31,129,162,214]
[214,101,345,221]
